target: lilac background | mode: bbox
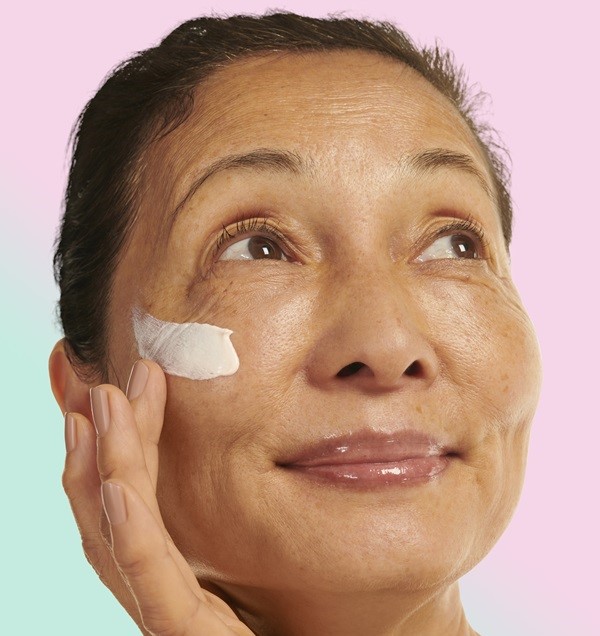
[2,1,598,633]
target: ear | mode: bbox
[49,339,94,420]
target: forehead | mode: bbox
[140,50,491,211]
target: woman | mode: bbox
[48,13,542,636]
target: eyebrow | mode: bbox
[166,146,494,235]
[405,148,495,201]
[166,149,305,233]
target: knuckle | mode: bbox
[143,620,183,636]
[142,603,202,636]
[81,536,116,583]
[98,463,119,482]
[63,481,87,511]
[97,437,147,483]
[117,544,170,581]
[177,603,209,636]
[62,466,77,497]
[116,552,149,580]
[81,536,108,567]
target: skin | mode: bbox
[50,51,542,635]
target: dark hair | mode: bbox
[53,11,512,383]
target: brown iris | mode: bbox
[450,234,477,259]
[247,236,285,260]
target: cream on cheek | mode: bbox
[132,307,240,380]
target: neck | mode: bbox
[210,581,476,636]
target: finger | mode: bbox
[91,365,202,592]
[62,412,148,632]
[102,480,242,636]
[91,380,162,524]
[125,359,166,489]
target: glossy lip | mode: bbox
[277,430,455,488]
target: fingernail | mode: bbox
[101,482,127,525]
[65,413,77,452]
[90,387,110,437]
[126,360,149,401]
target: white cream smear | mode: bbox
[132,308,240,380]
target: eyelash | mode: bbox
[214,217,288,258]
[427,215,490,258]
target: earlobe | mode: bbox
[49,340,93,419]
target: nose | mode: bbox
[305,265,440,394]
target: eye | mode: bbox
[218,235,288,261]
[416,233,480,262]
[415,216,489,263]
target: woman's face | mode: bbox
[108,51,541,601]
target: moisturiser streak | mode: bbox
[132,308,240,380]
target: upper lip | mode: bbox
[278,429,451,467]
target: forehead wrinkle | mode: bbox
[143,53,497,251]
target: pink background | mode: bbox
[2,1,598,633]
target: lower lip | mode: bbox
[284,456,451,488]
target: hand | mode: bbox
[62,360,254,635]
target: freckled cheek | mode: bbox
[477,302,541,423]
[426,284,541,420]
[196,277,316,380]
[155,279,316,454]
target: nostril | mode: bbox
[337,361,366,378]
[404,361,422,377]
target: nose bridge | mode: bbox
[333,258,421,341]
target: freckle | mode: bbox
[501,373,508,380]
[503,385,508,393]
[416,405,422,414]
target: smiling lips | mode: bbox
[279,430,453,487]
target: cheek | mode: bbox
[421,275,541,536]
[185,268,317,387]
[152,271,321,568]
[154,270,318,474]
[423,275,542,430]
